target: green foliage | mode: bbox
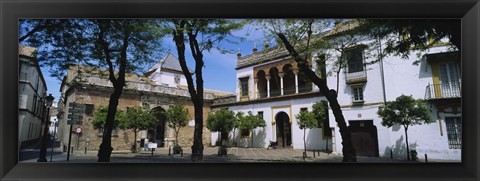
[92,105,122,130]
[312,101,328,126]
[206,109,237,134]
[410,150,418,161]
[354,19,460,58]
[165,105,189,146]
[165,105,189,130]
[238,111,266,133]
[20,19,165,80]
[295,110,318,130]
[117,107,158,132]
[377,95,433,128]
[173,144,183,154]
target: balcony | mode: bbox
[345,69,367,84]
[256,85,314,99]
[425,83,461,99]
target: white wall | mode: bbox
[212,96,331,150]
[325,43,461,160]
[150,70,188,88]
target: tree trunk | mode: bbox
[172,20,205,162]
[277,33,357,162]
[191,103,204,161]
[404,126,410,160]
[97,87,123,162]
[251,130,254,148]
[134,128,137,149]
[175,129,179,146]
[304,128,307,154]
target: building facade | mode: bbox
[212,46,332,150]
[212,23,461,161]
[56,53,227,152]
[18,45,48,148]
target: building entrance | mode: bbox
[275,111,292,148]
[348,120,379,157]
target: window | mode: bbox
[241,128,250,138]
[352,86,364,102]
[257,111,264,120]
[174,74,181,84]
[345,48,364,73]
[300,107,308,112]
[32,95,37,113]
[240,77,249,97]
[438,63,461,97]
[85,104,94,116]
[445,117,461,149]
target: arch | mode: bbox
[274,111,292,148]
[268,67,281,97]
[282,64,296,95]
[256,70,267,98]
[297,68,313,93]
[150,106,166,147]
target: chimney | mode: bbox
[237,48,241,59]
[264,41,270,49]
[252,42,258,53]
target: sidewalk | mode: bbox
[20,146,458,163]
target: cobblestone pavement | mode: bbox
[20,146,459,163]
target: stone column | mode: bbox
[293,69,299,94]
[254,78,258,99]
[237,79,241,101]
[279,72,284,96]
[266,75,271,98]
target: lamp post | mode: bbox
[50,118,57,162]
[37,94,54,162]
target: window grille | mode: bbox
[445,117,462,149]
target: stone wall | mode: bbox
[62,87,212,152]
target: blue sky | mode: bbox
[41,23,266,102]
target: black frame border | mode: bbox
[1,0,479,181]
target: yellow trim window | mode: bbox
[239,77,249,97]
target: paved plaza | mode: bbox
[19,145,458,163]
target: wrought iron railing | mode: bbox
[425,83,461,99]
[256,85,315,98]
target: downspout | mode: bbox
[378,37,387,104]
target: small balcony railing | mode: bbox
[425,83,461,99]
[256,85,314,99]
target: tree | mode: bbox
[20,19,164,162]
[238,111,266,148]
[354,19,460,58]
[117,107,158,152]
[206,109,237,146]
[260,19,357,162]
[377,95,433,160]
[295,110,318,156]
[92,105,122,131]
[169,19,244,162]
[312,101,330,151]
[165,105,189,147]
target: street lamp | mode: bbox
[49,118,57,162]
[37,94,54,162]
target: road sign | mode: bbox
[76,127,82,133]
[69,102,85,109]
[68,114,83,119]
[68,108,84,114]
[67,119,83,125]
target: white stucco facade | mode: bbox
[326,41,461,160]
[18,45,48,148]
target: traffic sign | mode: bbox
[69,102,85,109]
[76,127,82,133]
[67,119,83,125]
[68,108,84,114]
[68,114,83,119]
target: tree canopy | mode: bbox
[165,105,190,146]
[92,105,122,130]
[377,95,433,160]
[206,109,237,137]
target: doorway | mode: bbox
[151,107,166,147]
[348,120,379,157]
[275,111,292,148]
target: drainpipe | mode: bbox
[378,38,387,104]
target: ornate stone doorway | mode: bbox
[275,111,292,148]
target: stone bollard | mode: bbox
[425,154,428,162]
